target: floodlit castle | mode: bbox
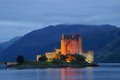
[37,33,94,63]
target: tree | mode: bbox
[38,55,47,61]
[16,55,25,64]
[52,58,60,64]
[60,55,67,61]
[75,54,86,62]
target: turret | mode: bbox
[62,33,64,39]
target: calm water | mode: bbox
[0,63,120,80]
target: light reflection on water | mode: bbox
[0,63,120,80]
[61,67,94,80]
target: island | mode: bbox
[7,34,97,68]
[8,54,96,69]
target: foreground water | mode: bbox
[0,63,120,80]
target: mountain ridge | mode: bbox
[0,37,21,52]
[0,24,120,62]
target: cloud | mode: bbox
[0,21,44,30]
[0,0,120,42]
[0,21,47,42]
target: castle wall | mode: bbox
[78,37,82,54]
[83,51,94,63]
[61,34,82,55]
[61,39,67,55]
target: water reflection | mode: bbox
[85,67,94,80]
[61,67,94,80]
[34,67,94,80]
[1,64,120,80]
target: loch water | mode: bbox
[0,63,120,80]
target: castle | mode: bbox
[37,33,94,63]
[61,33,82,55]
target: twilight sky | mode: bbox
[0,0,120,42]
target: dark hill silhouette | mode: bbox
[0,24,120,62]
[0,37,21,52]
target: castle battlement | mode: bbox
[62,34,81,40]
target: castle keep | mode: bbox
[61,34,82,55]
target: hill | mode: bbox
[0,37,21,52]
[0,24,120,62]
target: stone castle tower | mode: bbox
[61,33,82,55]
